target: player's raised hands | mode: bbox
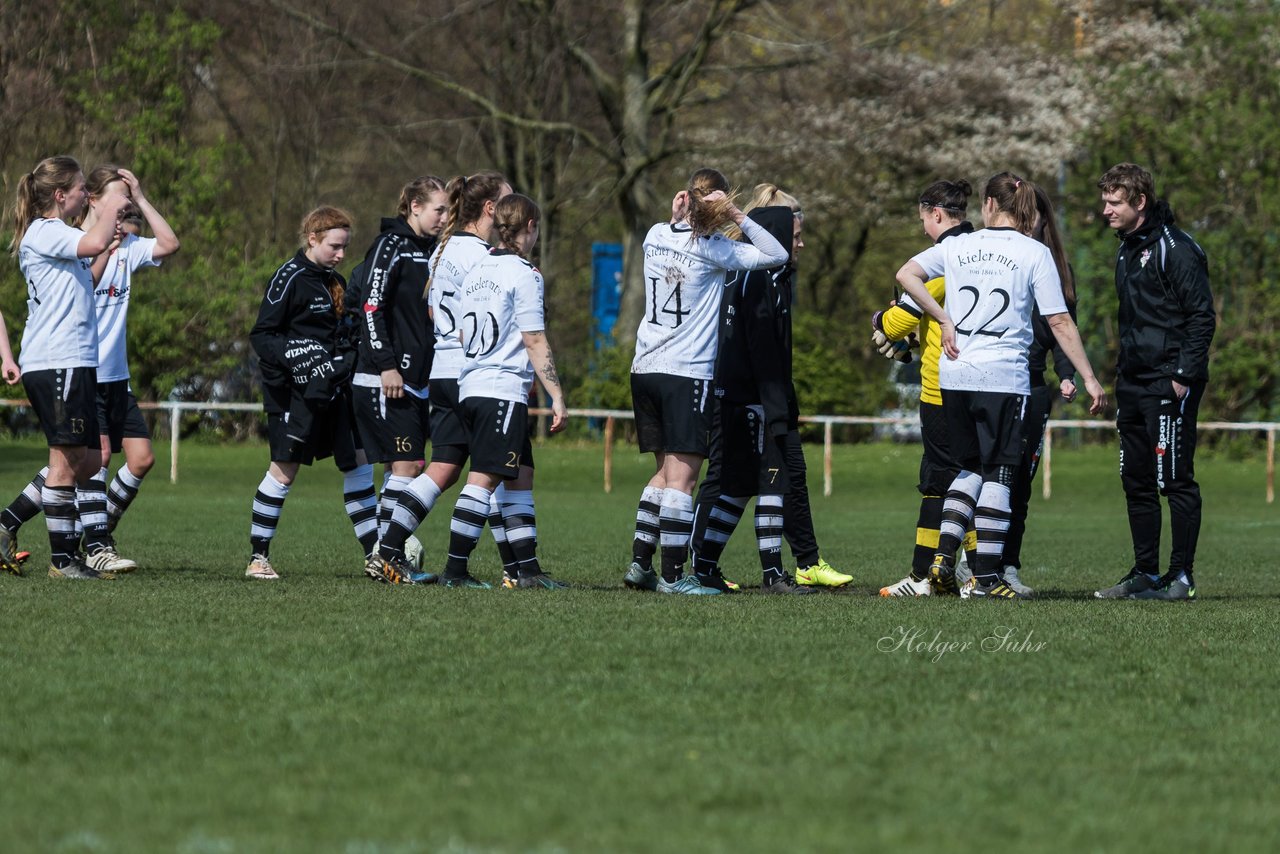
[670,190,689,224]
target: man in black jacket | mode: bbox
[1094,163,1216,601]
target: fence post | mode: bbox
[823,420,833,497]
[1268,428,1275,504]
[603,416,615,494]
[169,404,181,483]
[1041,424,1053,500]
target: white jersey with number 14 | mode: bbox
[631,218,787,380]
[912,227,1067,395]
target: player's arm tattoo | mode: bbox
[524,330,561,389]
[541,352,561,387]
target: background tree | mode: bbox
[3,0,1275,432]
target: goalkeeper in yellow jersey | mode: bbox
[873,180,977,596]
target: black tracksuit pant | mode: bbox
[1004,383,1055,569]
[1115,373,1205,577]
[693,414,820,568]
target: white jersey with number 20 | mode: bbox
[912,227,1067,395]
[631,218,787,380]
[458,250,544,405]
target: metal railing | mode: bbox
[2,399,1276,502]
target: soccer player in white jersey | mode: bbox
[895,172,1107,599]
[3,156,131,579]
[424,193,569,588]
[623,168,788,595]
[86,168,179,543]
[2,167,178,575]
[403,171,538,589]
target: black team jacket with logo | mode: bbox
[352,216,437,387]
[250,250,351,414]
[1114,200,1215,384]
[713,206,798,437]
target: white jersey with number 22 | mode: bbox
[912,227,1067,395]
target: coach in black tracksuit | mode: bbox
[1095,164,1215,600]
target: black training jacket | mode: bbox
[714,206,798,438]
[353,216,436,387]
[250,250,351,413]
[1114,200,1216,383]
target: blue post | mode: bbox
[592,242,623,346]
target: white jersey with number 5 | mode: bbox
[428,231,492,380]
[458,250,544,405]
[912,227,1067,395]
[631,218,788,380]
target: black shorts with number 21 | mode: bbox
[460,396,534,479]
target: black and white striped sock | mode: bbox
[381,474,441,560]
[2,466,48,533]
[974,481,1013,585]
[499,487,539,577]
[691,495,746,575]
[489,487,520,578]
[249,473,291,558]
[106,465,145,522]
[658,490,695,583]
[445,484,491,577]
[77,469,111,552]
[755,494,786,583]
[342,464,378,558]
[937,470,982,563]
[631,486,662,570]
[378,473,412,544]
[42,484,79,569]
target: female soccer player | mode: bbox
[623,168,788,595]
[895,172,1106,599]
[244,206,362,580]
[350,176,447,581]
[876,179,979,597]
[423,193,568,588]
[4,155,131,579]
[1,167,178,574]
[688,184,850,593]
[999,184,1079,596]
[85,167,180,543]
[397,171,533,589]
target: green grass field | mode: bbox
[2,435,1279,853]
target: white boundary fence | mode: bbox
[2,400,1276,503]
